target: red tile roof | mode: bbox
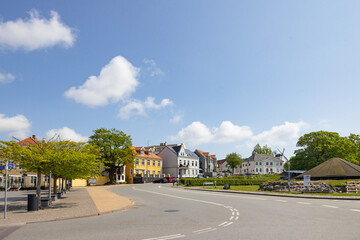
[196,149,209,157]
[16,136,39,146]
[131,146,162,160]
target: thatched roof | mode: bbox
[296,158,360,179]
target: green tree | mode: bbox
[290,131,359,170]
[225,152,243,174]
[89,128,134,184]
[252,144,274,156]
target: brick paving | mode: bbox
[0,186,133,225]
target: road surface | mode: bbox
[4,184,360,240]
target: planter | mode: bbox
[41,198,50,208]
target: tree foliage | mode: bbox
[225,152,243,174]
[252,144,274,156]
[88,128,134,183]
[290,131,360,170]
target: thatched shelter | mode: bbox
[296,157,360,180]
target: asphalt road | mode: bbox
[4,184,360,240]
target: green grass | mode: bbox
[198,185,360,196]
[201,185,260,191]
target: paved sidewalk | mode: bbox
[0,185,133,225]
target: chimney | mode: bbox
[32,135,36,140]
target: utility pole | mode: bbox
[4,160,8,219]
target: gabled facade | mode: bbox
[241,153,284,175]
[195,149,217,177]
[125,147,163,184]
[157,143,200,178]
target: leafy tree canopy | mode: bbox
[225,152,243,174]
[88,128,134,183]
[290,131,359,170]
[252,144,274,156]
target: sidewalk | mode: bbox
[0,185,134,225]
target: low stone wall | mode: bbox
[259,181,335,193]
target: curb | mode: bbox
[182,187,360,200]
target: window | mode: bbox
[256,162,258,165]
[256,168,258,172]
[142,159,145,166]
[192,161,194,166]
[260,168,262,172]
[259,162,262,166]
[30,176,37,185]
[195,161,197,166]
[179,160,182,165]
[280,163,282,166]
[135,169,139,174]
[136,159,139,165]
[158,171,161,175]
[147,159,150,166]
[158,160,161,167]
[270,162,273,166]
[192,170,194,175]
[121,175,124,180]
[146,170,150,175]
[152,170,156,175]
[153,160,156,166]
[266,162,269,166]
[130,169,133,175]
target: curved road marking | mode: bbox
[142,234,185,240]
[322,205,338,209]
[218,221,228,226]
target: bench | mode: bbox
[203,182,214,186]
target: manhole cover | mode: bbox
[164,210,179,212]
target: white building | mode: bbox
[241,153,284,175]
[156,143,200,178]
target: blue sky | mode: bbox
[1,1,360,159]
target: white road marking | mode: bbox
[229,216,234,221]
[350,209,360,213]
[235,216,239,221]
[230,208,234,212]
[297,202,312,205]
[218,221,228,227]
[193,228,217,234]
[322,205,338,209]
[223,222,233,227]
[232,212,235,215]
[192,228,212,233]
[142,234,185,240]
[276,199,287,202]
[236,211,239,216]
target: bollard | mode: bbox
[27,194,38,211]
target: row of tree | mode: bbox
[0,128,135,207]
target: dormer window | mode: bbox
[148,148,153,157]
[140,147,145,155]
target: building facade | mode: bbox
[125,147,163,184]
[241,153,284,174]
[156,143,200,178]
[195,149,217,177]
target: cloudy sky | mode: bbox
[1,1,360,159]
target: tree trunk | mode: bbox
[53,176,58,197]
[61,178,64,192]
[109,165,116,184]
[37,169,41,208]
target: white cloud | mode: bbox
[118,97,173,119]
[64,56,140,107]
[169,121,308,149]
[0,114,31,139]
[0,9,75,51]
[250,121,308,146]
[0,72,15,84]
[45,127,88,142]
[144,59,164,77]
[170,114,183,124]
[169,121,213,145]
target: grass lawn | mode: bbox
[201,185,260,191]
[198,185,360,196]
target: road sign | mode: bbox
[7,163,14,169]
[304,175,311,187]
[0,166,4,170]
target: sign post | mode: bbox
[4,161,8,219]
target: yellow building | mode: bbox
[126,147,163,184]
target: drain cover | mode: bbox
[164,210,179,212]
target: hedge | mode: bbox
[180,178,268,186]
